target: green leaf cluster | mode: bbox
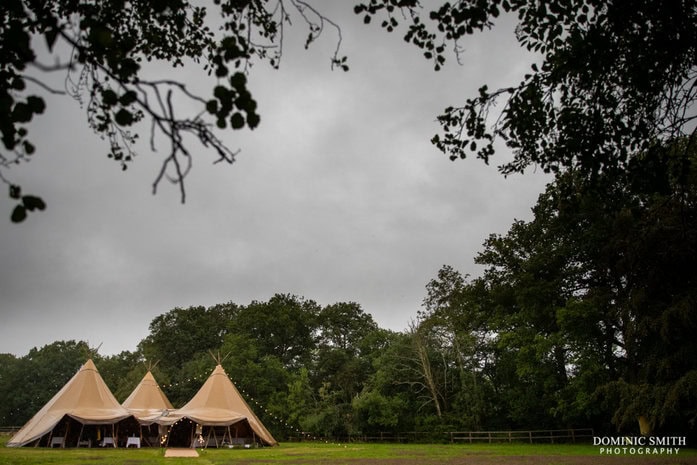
[9,188,46,223]
[208,72,259,130]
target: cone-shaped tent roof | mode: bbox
[8,359,131,447]
[122,371,173,423]
[164,364,277,446]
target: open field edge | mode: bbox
[2,435,697,465]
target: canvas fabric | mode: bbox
[160,364,277,446]
[7,359,131,447]
[121,371,174,424]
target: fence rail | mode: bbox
[0,426,21,434]
[290,428,595,444]
[448,428,595,443]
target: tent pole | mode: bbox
[225,426,232,446]
[77,423,85,447]
[64,420,70,448]
[206,426,218,448]
[205,426,213,448]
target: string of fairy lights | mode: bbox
[158,372,304,436]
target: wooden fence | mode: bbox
[290,428,595,444]
[0,426,21,434]
[448,428,595,443]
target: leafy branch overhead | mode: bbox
[1,0,348,222]
[5,1,696,224]
[356,0,697,180]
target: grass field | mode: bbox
[2,435,696,465]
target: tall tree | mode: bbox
[476,220,576,428]
[232,294,320,369]
[314,303,379,401]
[139,303,237,376]
[420,266,495,429]
[308,303,381,435]
[472,138,697,434]
[355,330,423,433]
[317,302,378,353]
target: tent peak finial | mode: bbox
[85,342,102,360]
[208,350,231,366]
[143,359,160,372]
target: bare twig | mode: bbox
[20,75,67,95]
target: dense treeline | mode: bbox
[2,141,696,441]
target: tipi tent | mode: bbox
[8,359,133,447]
[122,370,174,423]
[121,370,174,447]
[162,364,277,447]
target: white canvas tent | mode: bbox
[7,359,132,447]
[161,364,277,447]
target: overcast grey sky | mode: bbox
[1,2,548,356]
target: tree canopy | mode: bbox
[357,0,697,180]
[6,1,696,221]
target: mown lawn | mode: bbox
[2,435,696,465]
